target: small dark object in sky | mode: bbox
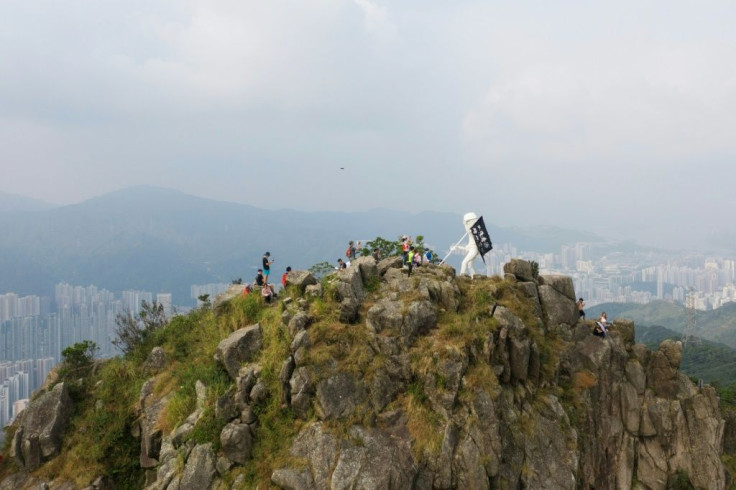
[340,167,344,170]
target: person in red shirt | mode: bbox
[281,266,292,287]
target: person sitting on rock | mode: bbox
[594,312,609,337]
[242,284,252,297]
[337,258,347,270]
[261,282,274,303]
[254,269,265,287]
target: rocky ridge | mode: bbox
[1,258,729,489]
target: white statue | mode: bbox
[460,211,480,276]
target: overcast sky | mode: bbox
[1,1,735,249]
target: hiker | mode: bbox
[594,312,609,338]
[263,252,273,283]
[356,241,363,255]
[407,246,416,276]
[423,250,431,265]
[577,298,586,320]
[412,248,422,267]
[372,248,380,261]
[401,236,411,265]
[254,269,265,287]
[242,284,252,297]
[346,241,357,260]
[337,258,347,270]
[281,266,292,288]
[261,283,275,303]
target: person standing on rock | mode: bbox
[401,236,411,265]
[577,298,586,320]
[263,252,273,283]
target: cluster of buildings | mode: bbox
[0,285,175,431]
[482,242,736,310]
[0,358,54,428]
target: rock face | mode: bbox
[11,382,74,471]
[271,260,727,490]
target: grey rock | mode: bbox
[305,283,323,298]
[503,259,535,282]
[290,367,315,419]
[215,389,239,422]
[316,372,366,420]
[331,425,417,489]
[338,297,360,324]
[287,311,311,336]
[335,266,366,302]
[377,256,403,275]
[179,443,216,490]
[12,382,73,471]
[213,284,245,308]
[366,299,403,333]
[145,346,167,372]
[538,284,577,328]
[291,330,310,366]
[249,379,268,406]
[537,274,576,300]
[353,255,379,284]
[285,270,318,292]
[271,468,316,490]
[220,422,253,464]
[289,423,339,489]
[215,324,263,380]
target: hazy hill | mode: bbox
[0,190,56,213]
[0,186,602,304]
[599,300,736,348]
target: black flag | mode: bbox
[470,216,493,263]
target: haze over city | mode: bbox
[2,1,736,249]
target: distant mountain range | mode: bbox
[597,300,736,349]
[0,186,605,304]
[0,191,56,213]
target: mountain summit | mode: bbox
[2,258,730,489]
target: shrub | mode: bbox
[113,300,167,356]
[58,340,98,381]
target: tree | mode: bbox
[309,261,336,279]
[363,236,402,259]
[113,300,167,355]
[59,340,98,379]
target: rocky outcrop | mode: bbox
[3,259,728,490]
[11,382,73,471]
[215,324,263,379]
[271,260,727,490]
[285,270,318,292]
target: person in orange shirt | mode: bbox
[281,266,292,288]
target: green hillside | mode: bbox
[598,300,736,349]
[636,324,736,386]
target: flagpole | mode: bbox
[439,232,468,265]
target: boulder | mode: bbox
[377,256,403,276]
[338,297,360,324]
[290,367,315,419]
[537,282,577,328]
[139,378,172,468]
[145,346,167,372]
[287,311,311,336]
[353,256,379,284]
[213,284,246,308]
[503,259,535,282]
[537,275,576,300]
[285,270,318,292]
[288,423,339,488]
[215,324,263,380]
[305,283,323,298]
[335,266,366,302]
[271,468,316,490]
[220,422,253,464]
[179,443,216,490]
[647,340,682,398]
[11,382,73,471]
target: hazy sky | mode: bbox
[2,1,735,249]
